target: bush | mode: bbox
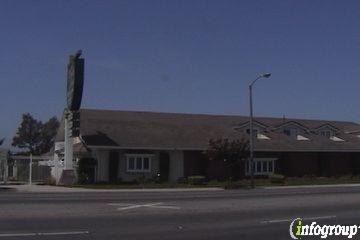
[187,175,206,185]
[177,177,187,184]
[269,174,285,184]
[224,180,244,189]
[46,176,57,185]
[207,180,221,187]
[77,157,97,184]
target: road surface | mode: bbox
[1,186,360,239]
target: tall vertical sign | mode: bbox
[67,51,84,112]
[61,51,84,184]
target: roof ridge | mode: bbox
[79,108,359,124]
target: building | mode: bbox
[52,109,360,183]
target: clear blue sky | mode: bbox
[1,0,360,148]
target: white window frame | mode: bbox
[320,130,333,138]
[126,154,153,173]
[245,158,276,176]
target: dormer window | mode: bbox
[315,124,338,138]
[246,128,258,136]
[283,128,299,137]
[235,121,268,136]
[245,128,270,139]
[274,121,309,138]
[319,130,333,138]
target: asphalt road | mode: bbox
[1,186,360,240]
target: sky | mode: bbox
[1,0,360,148]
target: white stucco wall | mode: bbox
[169,151,184,182]
[52,142,64,183]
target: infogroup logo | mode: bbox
[289,218,359,239]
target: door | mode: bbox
[108,151,119,183]
[159,152,170,182]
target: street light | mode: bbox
[249,73,271,189]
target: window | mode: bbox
[262,161,268,172]
[283,128,298,137]
[320,130,333,138]
[143,157,150,169]
[268,161,273,172]
[245,158,276,176]
[256,161,262,173]
[316,124,338,138]
[284,129,291,136]
[128,157,135,170]
[126,154,152,172]
[246,128,258,136]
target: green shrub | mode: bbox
[207,180,221,187]
[177,177,187,184]
[77,157,97,184]
[224,180,244,189]
[46,176,57,185]
[187,175,206,185]
[269,174,285,184]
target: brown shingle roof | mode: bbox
[56,109,360,152]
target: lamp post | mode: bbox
[249,73,271,189]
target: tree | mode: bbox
[38,117,60,154]
[204,138,250,180]
[12,113,59,155]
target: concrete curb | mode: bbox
[3,185,224,193]
[263,183,360,190]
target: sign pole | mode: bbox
[57,50,84,185]
[64,111,73,170]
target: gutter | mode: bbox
[84,145,360,153]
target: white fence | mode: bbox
[0,149,8,183]
[8,155,52,184]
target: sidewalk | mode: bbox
[3,182,360,193]
[1,184,223,193]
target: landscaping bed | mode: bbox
[69,175,360,189]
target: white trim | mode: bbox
[88,145,207,151]
[257,133,271,140]
[125,154,153,173]
[330,136,345,142]
[273,121,310,132]
[314,123,339,131]
[297,135,310,141]
[86,145,360,152]
[234,121,268,130]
